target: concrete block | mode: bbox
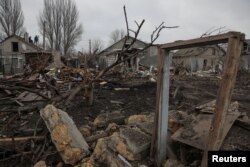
[120,127,151,154]
[40,105,89,165]
[94,111,125,128]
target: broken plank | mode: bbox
[4,89,12,95]
[0,136,44,145]
[114,88,130,91]
[15,100,24,107]
[0,85,50,100]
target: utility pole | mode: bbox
[89,39,92,55]
[43,21,46,50]
[85,39,92,68]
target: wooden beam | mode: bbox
[160,31,241,50]
[152,31,245,167]
[0,136,44,145]
[201,33,245,166]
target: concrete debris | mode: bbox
[79,125,92,138]
[92,136,128,167]
[127,113,154,124]
[80,159,95,167]
[34,161,47,167]
[94,111,125,128]
[171,101,241,150]
[0,45,249,167]
[120,127,151,155]
[108,132,142,160]
[40,105,89,165]
[137,122,154,135]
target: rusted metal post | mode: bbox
[201,33,245,167]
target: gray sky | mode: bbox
[22,0,250,52]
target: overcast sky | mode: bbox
[22,0,250,52]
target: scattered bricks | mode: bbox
[93,136,129,166]
[106,123,120,135]
[108,132,141,161]
[120,127,151,155]
[92,137,109,160]
[94,111,125,128]
[34,161,47,167]
[80,158,95,167]
[127,113,154,124]
[40,105,89,165]
[137,122,154,135]
[79,125,92,138]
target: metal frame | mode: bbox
[151,31,245,167]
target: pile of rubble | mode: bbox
[0,62,249,167]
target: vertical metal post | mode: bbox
[155,49,171,166]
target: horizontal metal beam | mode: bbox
[160,31,243,50]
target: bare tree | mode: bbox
[109,29,125,44]
[63,6,178,107]
[39,0,83,56]
[92,38,104,54]
[0,0,24,37]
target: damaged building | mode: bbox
[172,45,226,72]
[98,36,158,70]
[0,34,40,75]
[241,39,250,71]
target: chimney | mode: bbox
[24,32,29,42]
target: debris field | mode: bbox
[0,66,249,167]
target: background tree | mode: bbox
[92,38,104,54]
[109,29,125,44]
[39,0,83,56]
[0,0,24,37]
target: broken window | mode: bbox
[203,59,207,70]
[12,42,19,52]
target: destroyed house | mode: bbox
[241,39,250,71]
[0,35,40,75]
[24,51,53,72]
[65,55,81,68]
[98,36,157,69]
[172,45,226,72]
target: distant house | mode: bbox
[98,36,157,70]
[241,39,250,71]
[0,34,40,75]
[65,55,81,68]
[172,45,226,72]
